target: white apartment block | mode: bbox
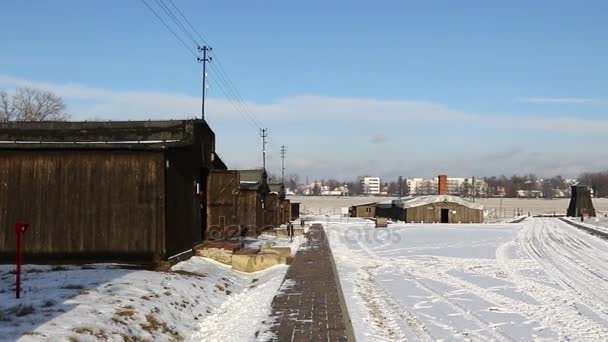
[361,176,381,195]
[406,176,486,196]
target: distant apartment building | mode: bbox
[361,176,381,195]
[407,176,487,196]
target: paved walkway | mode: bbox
[265,224,351,341]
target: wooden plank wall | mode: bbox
[264,194,280,229]
[281,199,291,224]
[354,205,376,218]
[237,190,264,235]
[0,150,164,262]
[405,203,483,223]
[206,171,240,239]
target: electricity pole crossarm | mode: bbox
[197,45,212,120]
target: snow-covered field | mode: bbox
[0,235,303,341]
[326,217,608,341]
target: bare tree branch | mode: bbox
[0,91,15,122]
[11,87,69,121]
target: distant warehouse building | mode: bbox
[392,195,484,224]
[349,202,377,218]
[0,120,224,265]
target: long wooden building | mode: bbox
[349,195,484,223]
[0,120,225,265]
[392,195,484,223]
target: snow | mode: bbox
[395,195,484,210]
[1,236,303,341]
[326,217,608,341]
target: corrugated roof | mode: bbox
[394,195,484,210]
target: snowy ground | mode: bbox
[0,235,304,341]
[326,217,608,341]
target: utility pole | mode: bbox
[280,145,287,184]
[260,128,268,170]
[472,176,476,202]
[197,45,212,120]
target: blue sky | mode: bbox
[1,1,607,181]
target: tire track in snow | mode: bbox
[494,219,608,340]
[520,219,608,322]
[356,240,512,342]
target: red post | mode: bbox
[15,223,29,299]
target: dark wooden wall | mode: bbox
[164,146,204,258]
[264,194,280,229]
[0,150,164,262]
[207,171,240,239]
[281,199,291,224]
[290,203,300,220]
[237,190,264,235]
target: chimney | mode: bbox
[438,175,448,195]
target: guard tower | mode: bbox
[567,184,596,217]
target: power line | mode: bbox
[165,0,210,46]
[153,0,198,46]
[159,0,264,128]
[209,51,263,127]
[139,0,197,58]
[208,63,261,129]
[140,0,264,128]
[207,73,259,129]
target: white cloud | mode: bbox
[0,74,473,122]
[518,97,601,105]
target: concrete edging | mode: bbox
[325,226,357,342]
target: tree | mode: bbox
[312,182,322,196]
[0,87,68,121]
[0,91,15,121]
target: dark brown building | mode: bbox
[349,202,377,218]
[206,170,240,239]
[237,169,269,236]
[0,120,221,265]
[267,183,288,226]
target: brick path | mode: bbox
[265,224,351,341]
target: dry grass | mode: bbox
[115,305,136,319]
[140,313,182,341]
[172,270,208,278]
[215,284,225,292]
[15,305,35,317]
[72,327,108,340]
